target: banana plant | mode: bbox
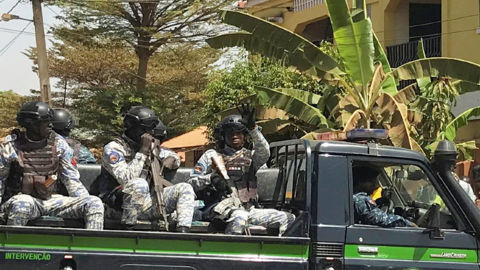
[207,0,480,153]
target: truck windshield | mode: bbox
[382,164,449,211]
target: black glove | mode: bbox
[210,173,232,194]
[238,103,256,130]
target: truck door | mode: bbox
[344,157,480,270]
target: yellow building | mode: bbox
[245,0,480,64]
[244,0,480,142]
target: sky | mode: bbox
[0,0,61,96]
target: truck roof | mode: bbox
[272,139,428,163]
[309,140,428,162]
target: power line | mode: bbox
[0,21,31,58]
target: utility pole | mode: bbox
[32,0,52,106]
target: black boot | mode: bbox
[177,226,190,233]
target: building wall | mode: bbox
[250,0,480,64]
[442,0,480,64]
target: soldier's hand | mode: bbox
[140,133,155,155]
[238,103,256,130]
[211,173,231,194]
[411,222,419,228]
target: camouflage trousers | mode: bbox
[117,178,195,227]
[226,207,295,236]
[1,194,104,230]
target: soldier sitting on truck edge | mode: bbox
[0,101,104,229]
[51,108,97,164]
[188,103,295,235]
[353,165,416,228]
[95,106,195,232]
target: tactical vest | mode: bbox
[66,137,81,162]
[223,150,257,203]
[3,129,60,202]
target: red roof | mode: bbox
[162,126,209,149]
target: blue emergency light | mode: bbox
[346,128,389,140]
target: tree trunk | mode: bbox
[136,50,149,92]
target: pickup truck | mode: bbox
[0,133,479,270]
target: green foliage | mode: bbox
[51,0,231,90]
[0,90,28,129]
[29,38,220,146]
[202,55,325,139]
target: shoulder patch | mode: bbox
[109,152,121,164]
[194,164,205,173]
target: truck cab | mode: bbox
[1,133,480,270]
[269,136,480,270]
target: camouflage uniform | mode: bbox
[65,136,97,164]
[189,126,295,235]
[102,135,195,227]
[353,192,413,227]
[0,134,104,230]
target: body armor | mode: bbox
[3,129,59,201]
[224,150,257,203]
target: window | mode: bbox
[351,160,457,229]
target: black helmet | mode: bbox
[124,106,159,131]
[153,120,168,142]
[51,108,75,132]
[17,101,53,128]
[214,114,247,149]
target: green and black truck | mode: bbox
[1,129,480,270]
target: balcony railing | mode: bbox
[386,36,441,68]
[293,0,325,12]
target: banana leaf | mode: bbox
[373,32,397,95]
[326,0,374,88]
[415,39,431,90]
[389,57,480,86]
[376,93,414,149]
[256,119,293,134]
[254,86,334,127]
[452,80,480,95]
[440,106,480,141]
[207,32,327,77]
[215,10,344,76]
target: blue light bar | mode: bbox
[346,128,389,140]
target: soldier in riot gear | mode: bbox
[96,106,194,232]
[51,108,96,164]
[188,104,295,235]
[0,101,104,229]
[153,121,168,143]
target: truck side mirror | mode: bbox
[425,204,444,240]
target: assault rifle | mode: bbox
[148,138,173,230]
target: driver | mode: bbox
[353,165,416,228]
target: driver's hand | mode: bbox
[411,222,419,228]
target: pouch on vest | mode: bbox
[226,156,257,203]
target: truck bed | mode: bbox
[0,225,310,270]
